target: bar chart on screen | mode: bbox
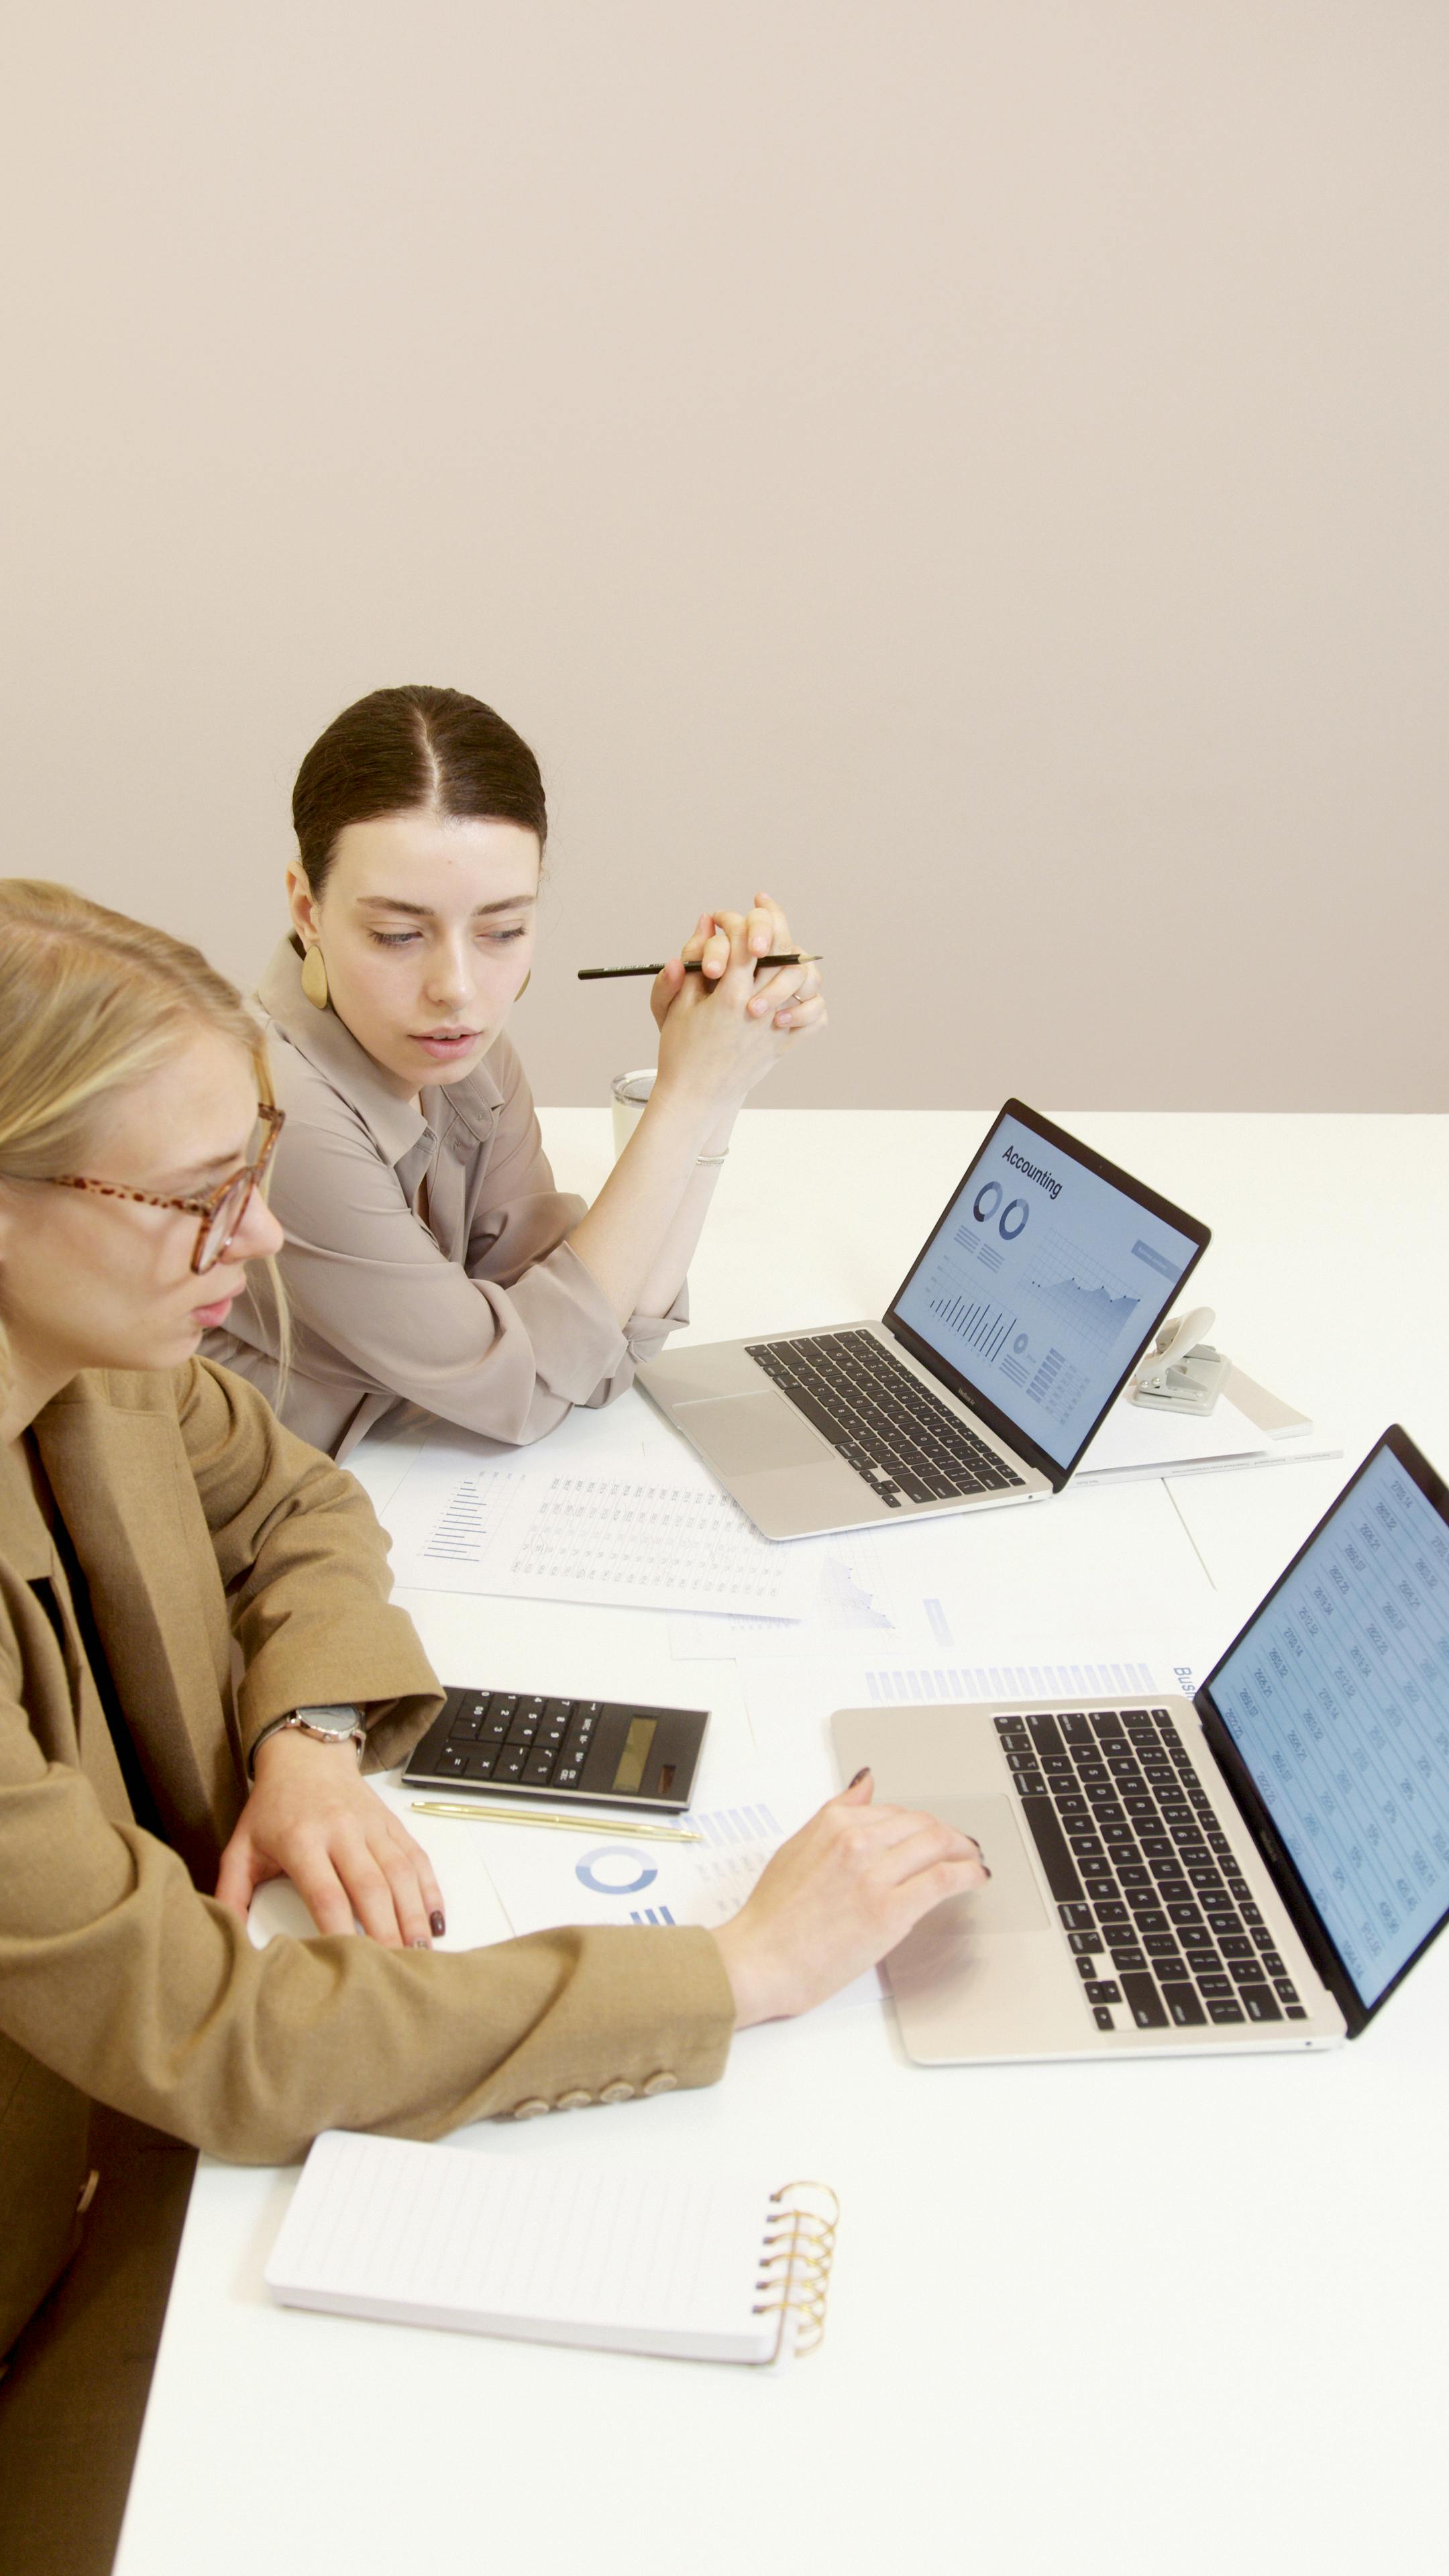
[925,1285,1018,1361]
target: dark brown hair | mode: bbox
[292,686,547,894]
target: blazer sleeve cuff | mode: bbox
[236,1641,444,1777]
[476,1923,737,2118]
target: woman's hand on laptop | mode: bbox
[712,1772,989,2028]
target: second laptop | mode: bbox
[637,1100,1210,1541]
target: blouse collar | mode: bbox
[255,937,504,1167]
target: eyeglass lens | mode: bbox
[198,1173,254,1273]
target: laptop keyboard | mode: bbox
[745,1329,1023,1508]
[994,1707,1308,2035]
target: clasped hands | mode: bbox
[649,890,826,1116]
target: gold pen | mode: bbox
[409,1800,701,1844]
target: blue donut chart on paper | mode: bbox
[576,1848,659,1898]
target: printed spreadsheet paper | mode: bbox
[669,1476,1218,1661]
[380,1432,817,1620]
[266,2131,791,2363]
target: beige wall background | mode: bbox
[2,2,1446,1110]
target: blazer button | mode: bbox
[599,2080,635,2105]
[513,2097,551,2121]
[555,2088,593,2110]
[641,2072,678,2097]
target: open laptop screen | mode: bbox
[1204,1436,1449,2017]
[890,1106,1202,1472]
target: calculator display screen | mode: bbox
[613,1717,655,1794]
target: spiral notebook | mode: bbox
[266,2131,838,2367]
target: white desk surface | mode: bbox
[117,1110,1449,2576]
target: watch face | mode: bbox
[294,1705,362,1736]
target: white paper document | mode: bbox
[1076,1385,1338,1483]
[1077,1391,1271,1479]
[669,1528,913,1660]
[476,1782,786,1935]
[382,1433,815,1620]
[458,1760,879,2012]
[673,1477,1215,1662]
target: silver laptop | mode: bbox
[639,1099,1210,1540]
[833,1426,1449,2063]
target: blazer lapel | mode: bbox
[34,1385,242,1878]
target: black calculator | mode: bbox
[402,1686,711,1814]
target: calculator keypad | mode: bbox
[439,1694,602,1788]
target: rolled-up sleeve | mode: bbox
[259,1062,685,1450]
[465,1065,689,1405]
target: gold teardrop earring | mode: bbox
[517,971,531,997]
[300,944,330,1011]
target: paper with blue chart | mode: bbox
[465,1749,881,2013]
[477,1787,780,1933]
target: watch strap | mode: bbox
[248,1705,367,1780]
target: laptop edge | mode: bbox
[639,1100,1211,1541]
[830,1426,1449,2064]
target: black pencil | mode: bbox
[578,952,822,981]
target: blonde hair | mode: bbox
[0,879,286,1386]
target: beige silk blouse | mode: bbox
[207,939,686,1460]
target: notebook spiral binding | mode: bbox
[752,2181,840,2363]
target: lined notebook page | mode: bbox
[266,2131,782,2364]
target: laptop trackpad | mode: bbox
[676,1391,828,1477]
[902,1795,1047,1941]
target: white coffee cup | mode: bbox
[610,1067,656,1159]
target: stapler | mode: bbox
[1130,1307,1230,1415]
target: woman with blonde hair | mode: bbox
[0,881,983,2574]
[207,683,827,1457]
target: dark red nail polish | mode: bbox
[429,1911,445,1938]
[849,1766,871,1788]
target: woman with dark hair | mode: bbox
[207,686,826,1459]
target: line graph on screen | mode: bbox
[1025,1232,1141,1356]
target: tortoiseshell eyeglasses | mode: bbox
[45,1104,285,1275]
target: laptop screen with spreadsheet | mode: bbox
[1203,1430,1449,2023]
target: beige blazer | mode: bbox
[0,1362,733,2358]
[207,938,685,1458]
